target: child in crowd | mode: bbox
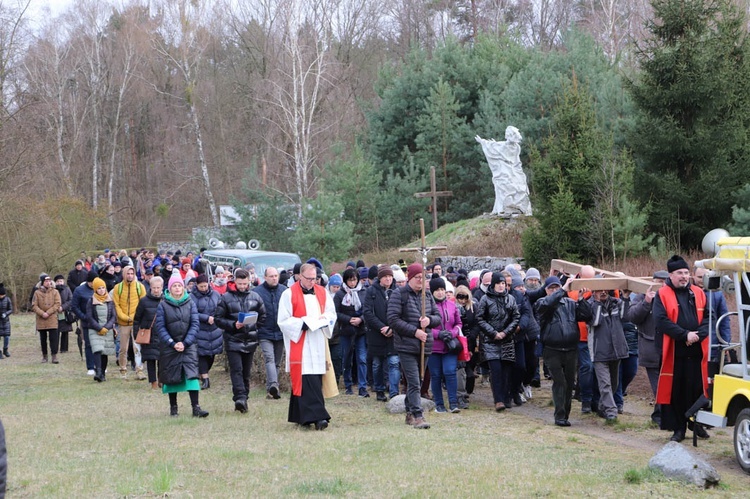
[0,283,11,358]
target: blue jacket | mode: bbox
[71,282,94,320]
[254,281,287,341]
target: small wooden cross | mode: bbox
[399,218,447,376]
[414,166,453,232]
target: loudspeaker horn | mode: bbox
[208,238,224,249]
[248,239,260,250]
[701,228,730,257]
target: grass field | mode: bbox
[0,313,746,497]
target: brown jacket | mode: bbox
[32,287,61,330]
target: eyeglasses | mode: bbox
[456,294,469,299]
[300,275,316,282]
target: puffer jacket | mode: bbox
[85,297,116,355]
[588,297,629,362]
[32,287,61,330]
[432,298,462,355]
[111,279,146,326]
[191,288,224,357]
[535,289,592,351]
[363,279,397,357]
[255,281,287,341]
[155,296,199,385]
[215,288,267,353]
[477,288,520,362]
[512,289,540,342]
[133,292,162,361]
[386,284,440,355]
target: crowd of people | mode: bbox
[13,248,720,439]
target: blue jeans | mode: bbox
[373,354,400,397]
[578,342,594,403]
[341,335,367,390]
[429,352,459,409]
[614,354,639,407]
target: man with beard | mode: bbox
[654,255,709,442]
[387,263,441,429]
[255,267,288,400]
[278,263,337,430]
[215,269,267,414]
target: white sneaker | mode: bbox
[519,394,527,403]
[87,369,95,376]
[523,385,533,400]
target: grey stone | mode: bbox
[385,394,436,414]
[648,441,721,488]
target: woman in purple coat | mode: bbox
[428,278,463,413]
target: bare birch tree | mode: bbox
[151,0,220,227]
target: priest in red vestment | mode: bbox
[278,263,337,429]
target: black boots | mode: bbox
[94,369,103,383]
[170,405,179,417]
[4,349,10,358]
[192,405,209,418]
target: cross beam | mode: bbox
[414,166,453,232]
[550,259,661,294]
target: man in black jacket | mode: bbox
[255,267,287,400]
[363,267,398,401]
[216,269,267,414]
[387,263,441,429]
[535,276,592,427]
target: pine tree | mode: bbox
[629,0,750,247]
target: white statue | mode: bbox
[475,127,533,216]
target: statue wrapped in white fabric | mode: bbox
[475,127,533,216]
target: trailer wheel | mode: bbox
[734,408,750,473]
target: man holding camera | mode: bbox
[692,266,732,363]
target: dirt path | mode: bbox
[468,367,749,481]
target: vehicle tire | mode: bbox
[734,408,750,473]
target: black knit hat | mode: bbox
[667,255,689,273]
[0,283,5,295]
[53,274,65,282]
[86,269,99,282]
[430,277,446,294]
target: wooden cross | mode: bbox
[549,259,661,294]
[414,166,453,232]
[399,218,447,377]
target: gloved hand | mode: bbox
[438,330,453,343]
[98,328,107,336]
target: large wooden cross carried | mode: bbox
[414,166,453,232]
[550,259,661,294]
[399,218,447,376]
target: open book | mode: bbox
[238,312,258,328]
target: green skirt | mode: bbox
[162,377,201,394]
